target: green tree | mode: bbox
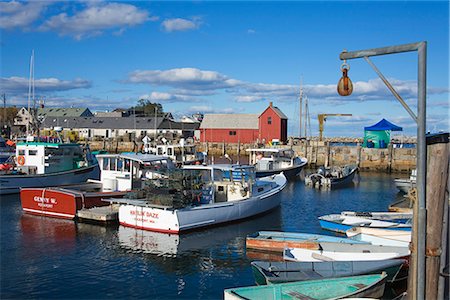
[132,99,164,117]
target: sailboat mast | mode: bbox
[26,50,34,136]
[299,78,303,138]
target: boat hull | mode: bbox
[251,259,405,285]
[224,273,387,300]
[255,163,305,179]
[20,187,126,219]
[119,175,287,233]
[0,164,99,195]
[246,231,368,253]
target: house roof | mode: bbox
[200,114,259,129]
[364,118,403,131]
[259,104,288,119]
[41,116,166,130]
[37,107,93,117]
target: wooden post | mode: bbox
[425,134,449,299]
[388,143,393,173]
[356,143,362,169]
[222,140,225,156]
[324,142,330,168]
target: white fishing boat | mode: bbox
[305,165,358,189]
[246,148,307,179]
[105,164,287,233]
[346,227,411,247]
[0,140,99,195]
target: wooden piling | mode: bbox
[425,134,449,299]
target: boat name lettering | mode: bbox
[129,210,159,219]
[33,196,57,205]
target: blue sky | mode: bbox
[1,1,448,137]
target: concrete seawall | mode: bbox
[87,140,416,173]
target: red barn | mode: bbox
[258,102,288,143]
[199,102,288,144]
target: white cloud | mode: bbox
[161,17,201,32]
[127,68,242,90]
[138,91,197,103]
[39,2,152,40]
[247,29,256,34]
[0,1,48,29]
[0,76,92,94]
[184,106,237,114]
[234,95,266,103]
[125,67,449,105]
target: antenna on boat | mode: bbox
[26,50,35,136]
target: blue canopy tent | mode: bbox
[363,119,403,148]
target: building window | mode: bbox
[229,131,236,136]
[268,117,272,125]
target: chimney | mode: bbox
[269,101,273,107]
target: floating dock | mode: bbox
[77,205,119,223]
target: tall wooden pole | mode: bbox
[425,133,449,299]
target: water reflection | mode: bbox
[118,208,283,257]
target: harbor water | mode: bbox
[1,171,406,299]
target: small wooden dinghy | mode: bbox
[251,259,405,285]
[305,165,358,189]
[346,227,411,247]
[224,273,387,300]
[319,214,411,233]
[283,243,410,263]
[246,231,368,253]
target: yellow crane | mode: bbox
[318,113,352,141]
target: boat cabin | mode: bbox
[183,164,256,204]
[154,144,204,165]
[246,148,295,171]
[15,142,91,175]
[96,153,175,191]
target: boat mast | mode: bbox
[27,50,34,136]
[299,78,303,138]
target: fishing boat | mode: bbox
[318,214,411,233]
[305,165,358,189]
[20,153,175,219]
[246,148,307,179]
[394,169,416,193]
[246,231,368,253]
[224,273,387,300]
[346,227,411,247]
[105,164,287,233]
[251,259,405,285]
[0,140,99,195]
[283,242,409,263]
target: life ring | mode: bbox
[17,155,25,166]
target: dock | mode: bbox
[77,205,119,223]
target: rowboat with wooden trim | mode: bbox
[246,231,369,253]
[224,273,387,300]
[251,259,405,285]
